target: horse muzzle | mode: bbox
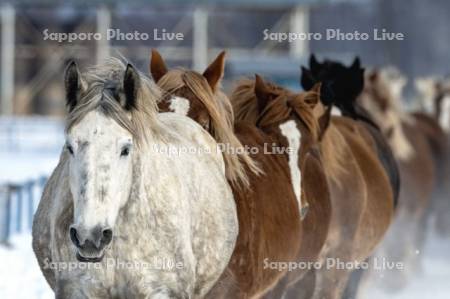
[69,224,113,262]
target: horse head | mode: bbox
[63,59,153,262]
[301,55,365,118]
[233,75,331,218]
[149,49,260,188]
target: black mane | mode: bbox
[300,54,377,128]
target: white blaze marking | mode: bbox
[169,96,190,116]
[439,96,450,132]
[279,120,302,214]
[331,106,342,116]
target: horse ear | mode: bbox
[150,49,168,83]
[203,51,226,92]
[351,57,361,70]
[64,61,85,112]
[300,66,315,91]
[369,70,379,82]
[310,54,320,72]
[123,64,140,111]
[304,83,321,108]
[306,83,331,139]
[254,74,276,113]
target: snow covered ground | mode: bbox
[0,117,62,298]
[1,230,449,298]
[361,230,450,299]
[0,234,53,299]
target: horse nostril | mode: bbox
[101,228,113,246]
[69,226,80,247]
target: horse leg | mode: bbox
[283,268,317,299]
[342,260,368,299]
[311,226,359,299]
[410,209,429,274]
[312,266,352,299]
[261,274,290,299]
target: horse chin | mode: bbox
[76,251,105,263]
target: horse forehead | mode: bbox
[279,119,303,213]
[169,96,191,116]
[70,111,129,140]
[279,120,302,143]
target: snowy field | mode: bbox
[0,117,62,298]
[1,230,449,298]
[0,117,449,298]
[0,234,53,299]
[361,230,450,299]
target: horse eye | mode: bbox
[67,145,74,155]
[120,147,130,157]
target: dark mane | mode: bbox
[300,55,379,129]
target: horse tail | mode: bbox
[335,101,400,208]
[361,123,401,208]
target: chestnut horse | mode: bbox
[232,78,332,299]
[300,55,402,297]
[301,55,400,205]
[358,66,443,290]
[415,77,450,236]
[232,76,394,299]
[150,50,318,298]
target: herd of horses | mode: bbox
[30,50,449,299]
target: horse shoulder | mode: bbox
[32,155,70,290]
[158,112,224,166]
[225,122,302,296]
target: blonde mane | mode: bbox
[231,79,263,124]
[361,68,415,160]
[415,77,439,114]
[66,58,163,148]
[231,79,347,183]
[157,69,261,188]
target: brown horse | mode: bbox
[232,76,394,299]
[358,67,446,289]
[299,56,402,298]
[232,78,332,299]
[415,77,450,236]
[150,50,324,298]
